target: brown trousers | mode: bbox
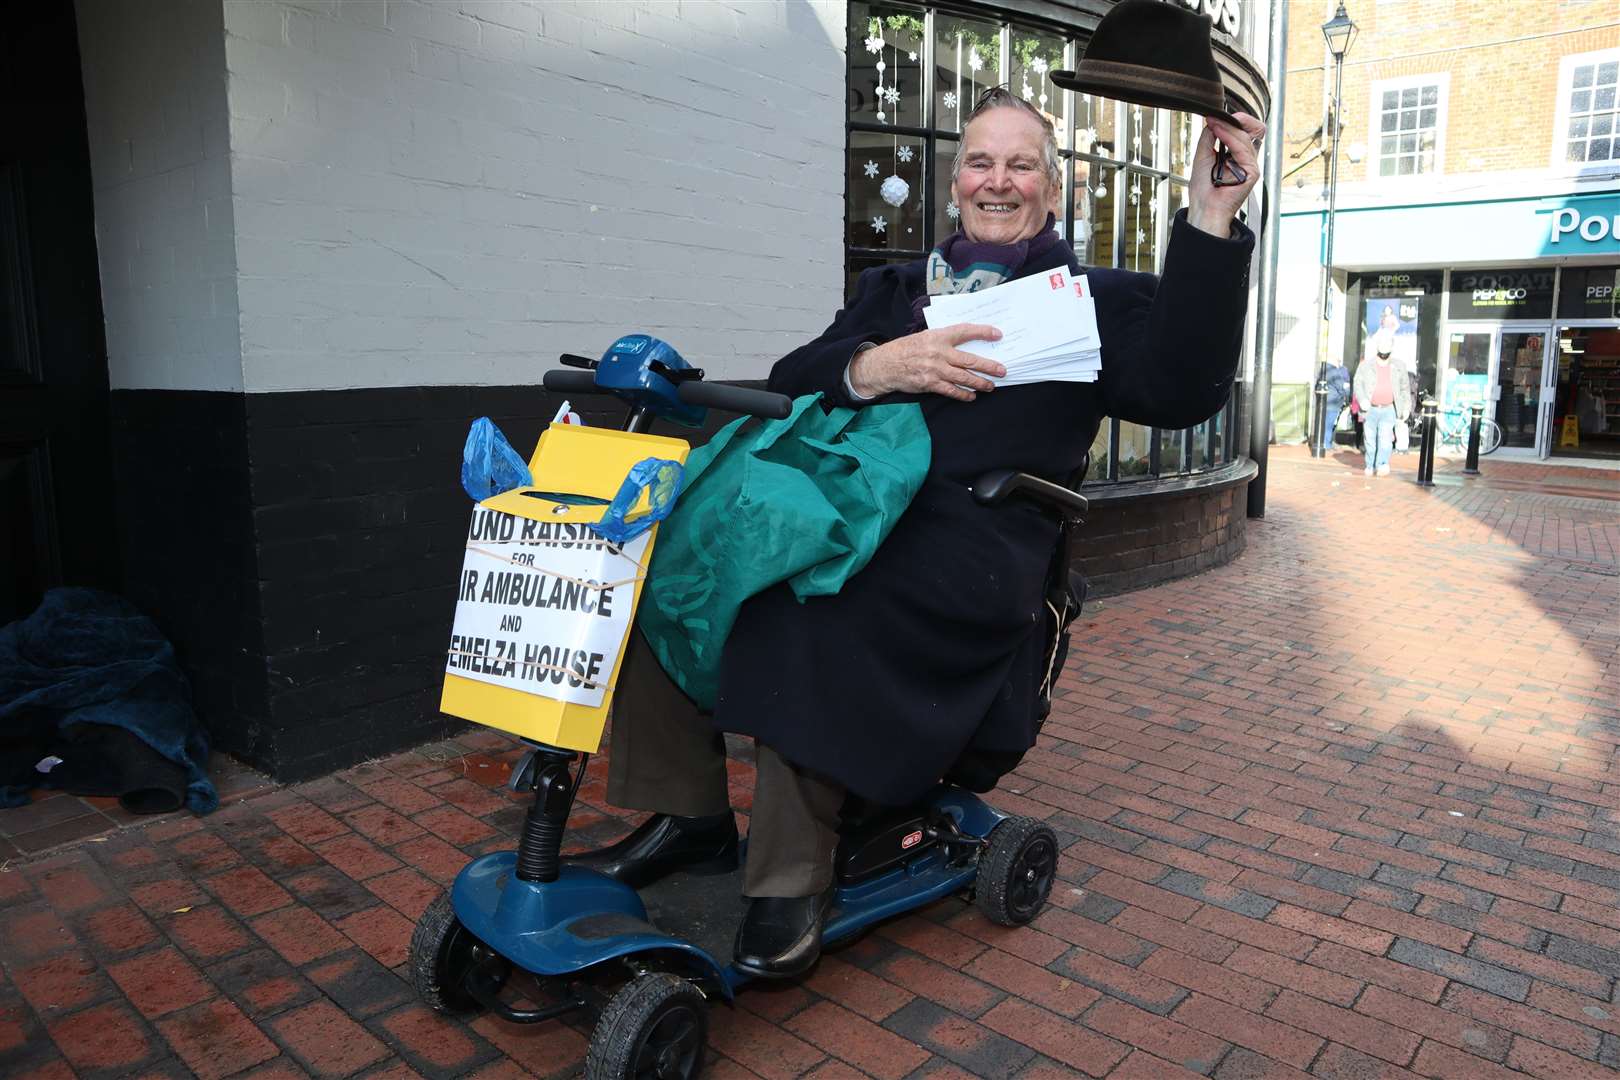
[606,631,843,897]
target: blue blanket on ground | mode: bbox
[0,588,216,814]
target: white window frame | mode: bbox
[1551,47,1620,176]
[1366,73,1449,182]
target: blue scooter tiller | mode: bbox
[410,340,1068,1080]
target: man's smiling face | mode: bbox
[952,107,1059,246]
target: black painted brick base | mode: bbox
[111,391,271,763]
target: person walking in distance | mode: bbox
[1352,329,1411,476]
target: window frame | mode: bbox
[1551,47,1620,176]
[844,2,1239,485]
[1366,72,1449,183]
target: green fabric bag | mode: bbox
[637,393,931,710]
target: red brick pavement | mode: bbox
[1,450,1617,1079]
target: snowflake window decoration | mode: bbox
[896,146,914,163]
[968,48,982,72]
[1032,57,1048,75]
[863,160,880,178]
[946,201,960,221]
[882,86,900,105]
[943,91,958,111]
[1021,81,1034,101]
[1135,228,1147,246]
[871,216,888,234]
[864,35,883,55]
[908,51,918,61]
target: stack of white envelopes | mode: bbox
[923,267,1101,385]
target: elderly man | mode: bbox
[574,88,1265,978]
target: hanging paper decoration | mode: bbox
[897,146,914,163]
[882,86,900,105]
[880,175,910,208]
[871,216,888,234]
[908,51,918,61]
[864,35,883,54]
[968,48,982,72]
[1021,81,1034,102]
[863,160,880,178]
[943,92,958,111]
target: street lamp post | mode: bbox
[1311,2,1358,458]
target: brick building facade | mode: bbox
[1271,0,1620,460]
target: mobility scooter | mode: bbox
[410,337,1088,1079]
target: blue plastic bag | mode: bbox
[461,417,533,501]
[588,458,685,545]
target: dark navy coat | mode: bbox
[714,212,1256,804]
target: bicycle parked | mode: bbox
[1408,391,1503,456]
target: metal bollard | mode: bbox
[1462,400,1484,476]
[1415,396,1438,487]
[1310,379,1329,457]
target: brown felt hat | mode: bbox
[1049,0,1241,125]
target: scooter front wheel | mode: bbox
[975,817,1059,926]
[586,972,707,1080]
[410,892,510,1015]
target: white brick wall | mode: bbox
[77,0,245,392]
[221,0,849,391]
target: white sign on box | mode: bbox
[446,504,650,708]
[923,268,1102,385]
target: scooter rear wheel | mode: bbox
[975,817,1059,926]
[586,972,707,1080]
[410,892,510,1015]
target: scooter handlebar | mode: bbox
[676,379,792,420]
[541,370,599,395]
[542,368,792,420]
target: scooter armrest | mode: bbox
[970,469,1088,521]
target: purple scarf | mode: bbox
[907,213,1067,333]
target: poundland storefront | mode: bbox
[1280,189,1620,460]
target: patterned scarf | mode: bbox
[907,213,1065,332]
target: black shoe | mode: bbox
[732,886,836,980]
[567,813,738,890]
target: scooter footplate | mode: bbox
[638,866,748,963]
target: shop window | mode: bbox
[848,131,928,254]
[1118,421,1152,478]
[843,3,1238,484]
[1159,425,1186,473]
[1557,49,1620,168]
[1371,76,1446,178]
[933,12,1002,135]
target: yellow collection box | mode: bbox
[440,422,690,751]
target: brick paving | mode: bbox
[2,447,1617,1079]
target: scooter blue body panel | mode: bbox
[451,854,733,998]
[452,788,1009,1001]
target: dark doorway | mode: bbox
[0,3,114,625]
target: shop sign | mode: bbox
[1550,207,1620,245]
[1447,268,1555,320]
[1180,0,1240,37]
[1556,266,1620,319]
[1357,270,1443,296]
